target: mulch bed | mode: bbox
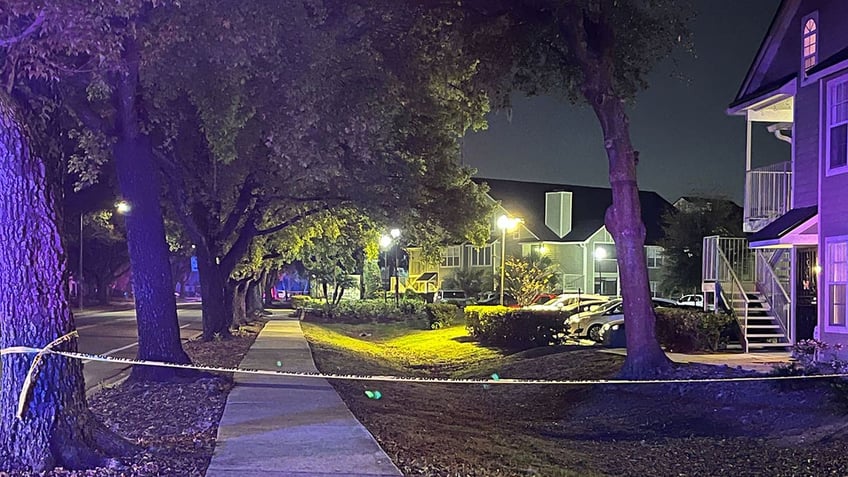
[6,320,265,476]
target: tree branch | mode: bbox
[217,173,258,244]
[255,206,329,236]
[0,11,46,48]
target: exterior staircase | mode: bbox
[724,289,791,351]
[703,236,791,352]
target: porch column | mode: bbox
[745,114,753,172]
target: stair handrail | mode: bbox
[756,250,792,343]
[716,246,751,353]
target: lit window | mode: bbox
[827,239,848,327]
[469,245,492,267]
[441,246,461,268]
[803,16,817,71]
[828,80,848,172]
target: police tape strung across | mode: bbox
[3,331,847,421]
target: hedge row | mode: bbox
[654,307,737,352]
[464,305,569,350]
[296,296,459,329]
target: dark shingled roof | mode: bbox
[729,73,796,110]
[475,178,673,245]
[748,206,817,244]
[807,46,848,75]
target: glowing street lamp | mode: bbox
[594,246,607,295]
[497,215,521,306]
[79,200,131,311]
[380,229,403,306]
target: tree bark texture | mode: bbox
[0,93,134,471]
[113,48,191,380]
[587,87,671,377]
[230,279,249,326]
[196,251,231,340]
[263,268,277,307]
[246,278,263,318]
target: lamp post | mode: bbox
[594,246,607,295]
[78,200,131,311]
[390,228,401,306]
[379,234,392,303]
[497,215,520,306]
[79,212,85,311]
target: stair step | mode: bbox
[747,342,791,349]
[746,325,781,329]
[746,334,788,338]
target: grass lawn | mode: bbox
[304,320,848,477]
[303,321,621,476]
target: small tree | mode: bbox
[442,267,492,297]
[504,253,558,306]
[660,199,743,295]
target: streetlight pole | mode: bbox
[391,228,401,306]
[79,213,84,312]
[497,215,520,306]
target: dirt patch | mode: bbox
[3,320,265,476]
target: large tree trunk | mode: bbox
[587,86,671,377]
[196,251,231,340]
[113,44,191,381]
[0,93,135,470]
[230,279,249,326]
[246,275,264,318]
[263,268,277,307]
[95,275,111,305]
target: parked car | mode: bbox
[530,293,559,305]
[597,298,687,345]
[570,297,678,342]
[676,294,705,309]
[475,292,519,307]
[433,289,467,306]
[524,293,608,312]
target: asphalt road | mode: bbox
[75,303,204,392]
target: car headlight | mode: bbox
[612,324,620,330]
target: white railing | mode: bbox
[756,250,792,343]
[716,247,751,353]
[744,161,792,233]
[703,236,754,284]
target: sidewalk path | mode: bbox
[602,348,792,373]
[205,316,402,477]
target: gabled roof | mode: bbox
[732,0,801,108]
[475,178,673,245]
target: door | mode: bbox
[795,247,818,342]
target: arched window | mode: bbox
[803,17,817,70]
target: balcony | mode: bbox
[743,161,792,233]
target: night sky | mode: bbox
[463,0,786,205]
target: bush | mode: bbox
[425,303,459,329]
[465,306,568,350]
[300,298,428,323]
[290,295,316,310]
[654,307,736,352]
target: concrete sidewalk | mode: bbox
[205,316,402,477]
[602,348,792,373]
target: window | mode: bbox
[803,16,817,71]
[469,245,492,267]
[441,245,461,268]
[646,247,664,269]
[827,239,848,328]
[650,281,659,297]
[828,79,848,172]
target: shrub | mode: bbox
[425,303,459,329]
[465,306,568,350]
[300,298,428,323]
[654,307,736,352]
[290,295,316,310]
